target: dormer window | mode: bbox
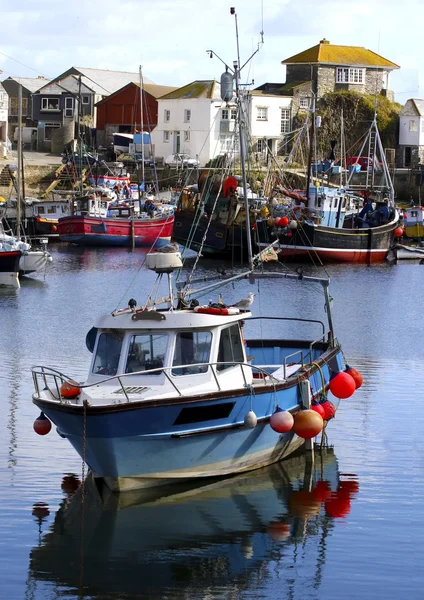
[336,68,365,84]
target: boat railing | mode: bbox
[31,359,300,404]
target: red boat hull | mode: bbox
[58,215,174,247]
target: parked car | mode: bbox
[165,153,199,168]
[345,156,382,171]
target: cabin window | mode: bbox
[92,331,124,376]
[47,205,56,214]
[217,324,244,371]
[411,211,418,217]
[172,331,212,376]
[125,333,168,374]
[38,206,45,214]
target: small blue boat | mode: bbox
[31,246,351,492]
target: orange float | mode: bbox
[292,409,323,439]
[60,380,81,399]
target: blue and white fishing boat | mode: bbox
[31,237,353,492]
[30,11,356,492]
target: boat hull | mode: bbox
[0,250,21,288]
[58,214,174,247]
[33,345,344,492]
[256,218,398,264]
[19,251,51,275]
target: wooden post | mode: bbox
[300,379,315,461]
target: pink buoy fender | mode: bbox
[269,409,294,433]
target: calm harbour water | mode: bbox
[0,245,423,600]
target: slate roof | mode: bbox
[159,80,220,100]
[412,99,424,116]
[35,75,94,95]
[47,67,155,96]
[282,40,399,69]
[2,76,50,93]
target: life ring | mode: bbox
[194,306,240,316]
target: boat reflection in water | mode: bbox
[29,448,359,598]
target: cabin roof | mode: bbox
[95,309,248,330]
[282,39,399,69]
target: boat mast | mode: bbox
[16,83,22,239]
[305,95,316,210]
[232,8,254,271]
[139,65,145,202]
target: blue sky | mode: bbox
[0,0,421,105]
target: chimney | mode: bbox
[320,38,330,44]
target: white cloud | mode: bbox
[0,0,422,103]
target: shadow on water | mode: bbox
[29,448,359,600]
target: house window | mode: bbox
[164,109,170,122]
[10,97,28,116]
[257,139,265,152]
[82,95,90,105]
[184,109,191,122]
[163,131,170,142]
[41,97,60,111]
[222,108,229,120]
[64,97,74,118]
[230,108,237,120]
[280,108,291,134]
[220,134,239,152]
[44,122,60,141]
[184,130,190,142]
[409,120,417,132]
[336,67,365,84]
[257,107,268,121]
[299,97,310,109]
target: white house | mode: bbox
[152,80,292,167]
[398,99,424,167]
[0,82,9,157]
[247,86,292,157]
[152,80,230,167]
